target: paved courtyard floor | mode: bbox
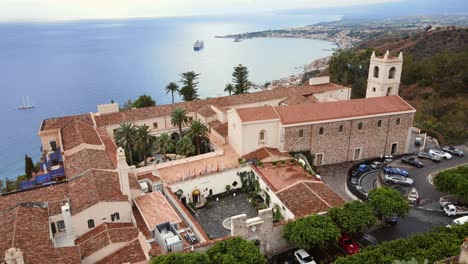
[195,192,258,239]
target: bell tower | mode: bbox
[366,50,403,98]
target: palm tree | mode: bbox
[171,108,189,138]
[155,133,174,160]
[187,120,209,155]
[224,83,234,96]
[133,124,155,166]
[114,123,136,165]
[165,82,179,104]
[176,136,196,157]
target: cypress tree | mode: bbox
[25,154,35,179]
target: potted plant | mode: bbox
[272,161,278,166]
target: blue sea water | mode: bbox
[0,14,337,181]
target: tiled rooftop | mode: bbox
[61,119,102,151]
[64,148,115,179]
[134,191,182,230]
[236,105,279,122]
[254,163,316,192]
[243,147,291,162]
[41,113,93,131]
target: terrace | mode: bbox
[19,150,65,190]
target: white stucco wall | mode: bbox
[313,87,352,102]
[71,201,133,238]
[227,110,244,155]
[241,120,280,156]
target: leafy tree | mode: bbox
[368,187,410,222]
[206,237,268,264]
[155,133,174,160]
[433,166,468,203]
[176,136,195,156]
[328,201,376,235]
[165,82,179,104]
[114,123,137,165]
[5,177,16,192]
[24,154,36,179]
[224,83,234,96]
[0,179,4,193]
[179,71,200,101]
[123,99,133,110]
[151,252,209,264]
[133,125,155,166]
[187,120,209,155]
[283,214,340,249]
[232,64,251,94]
[170,108,189,138]
[335,223,468,264]
[133,94,156,108]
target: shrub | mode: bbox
[238,158,245,164]
[272,161,278,166]
[290,159,296,165]
[257,161,263,167]
[281,160,286,166]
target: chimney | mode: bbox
[4,248,24,264]
[61,202,74,242]
[117,147,132,200]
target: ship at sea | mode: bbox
[193,40,204,51]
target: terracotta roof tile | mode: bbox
[236,105,279,122]
[276,182,331,217]
[209,121,228,138]
[275,96,415,125]
[96,127,118,167]
[96,239,146,264]
[243,147,290,162]
[41,113,93,131]
[197,105,217,118]
[61,119,102,151]
[0,205,81,264]
[136,172,161,183]
[134,191,182,230]
[64,149,115,179]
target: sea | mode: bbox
[0,14,337,181]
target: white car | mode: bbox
[446,215,468,228]
[429,149,452,160]
[384,174,414,186]
[294,249,316,264]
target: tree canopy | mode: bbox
[114,122,137,165]
[165,82,179,104]
[179,71,200,101]
[224,83,234,96]
[151,252,209,264]
[283,214,340,249]
[170,108,189,137]
[328,201,376,235]
[133,94,156,108]
[24,154,36,178]
[368,187,410,219]
[187,120,209,155]
[433,166,468,203]
[232,64,251,94]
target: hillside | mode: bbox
[329,27,468,144]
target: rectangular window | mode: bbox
[353,148,361,160]
[188,117,194,122]
[391,143,398,155]
[57,220,66,231]
[49,140,58,151]
[153,122,158,129]
[299,129,303,138]
[111,212,120,222]
[316,153,323,166]
[396,118,401,125]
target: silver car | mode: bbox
[384,174,414,186]
[429,149,452,159]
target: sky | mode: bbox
[0,0,398,21]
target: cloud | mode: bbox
[0,0,398,21]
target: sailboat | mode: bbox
[18,96,34,110]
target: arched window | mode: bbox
[358,122,363,130]
[87,219,95,229]
[299,129,304,138]
[389,67,396,79]
[396,118,401,125]
[259,130,266,144]
[339,125,344,132]
[373,66,379,78]
[111,212,120,221]
[372,87,376,92]
[377,120,382,127]
[319,127,324,135]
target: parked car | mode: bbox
[415,137,422,146]
[383,167,409,177]
[446,215,468,228]
[443,204,468,217]
[417,152,442,162]
[294,249,316,264]
[370,161,382,170]
[383,214,399,225]
[429,149,452,160]
[339,235,360,255]
[350,177,360,185]
[441,146,464,157]
[384,174,414,186]
[401,157,424,168]
[357,164,371,174]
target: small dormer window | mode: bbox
[259,130,266,144]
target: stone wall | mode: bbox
[283,113,414,165]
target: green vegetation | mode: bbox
[151,252,209,264]
[165,82,179,104]
[224,83,234,96]
[24,154,37,178]
[186,120,209,155]
[175,136,195,156]
[114,122,137,165]
[367,187,410,222]
[179,71,200,101]
[433,166,468,203]
[133,94,156,108]
[155,133,174,160]
[232,64,251,94]
[133,124,155,166]
[334,223,468,264]
[206,237,267,264]
[283,214,340,249]
[170,108,190,137]
[328,201,376,235]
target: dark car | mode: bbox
[417,152,442,162]
[357,164,371,174]
[441,146,464,157]
[401,157,424,168]
[383,167,409,177]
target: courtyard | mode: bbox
[194,192,258,239]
